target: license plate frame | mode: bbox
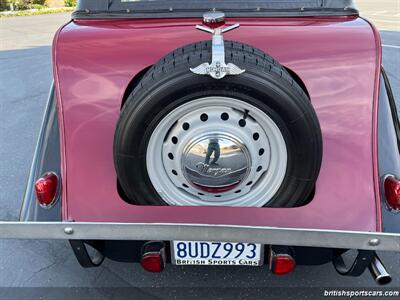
[171,241,264,266]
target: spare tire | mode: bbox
[114,41,322,207]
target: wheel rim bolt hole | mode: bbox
[182,122,190,131]
[238,119,246,127]
[168,153,174,160]
[221,112,229,121]
[182,183,189,188]
[200,114,208,122]
[171,136,178,144]
[253,132,259,141]
[256,166,262,172]
[259,148,265,156]
[172,170,178,176]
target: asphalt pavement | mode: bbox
[0,4,399,299]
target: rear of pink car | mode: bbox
[9,0,400,284]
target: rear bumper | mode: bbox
[1,221,399,252]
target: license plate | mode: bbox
[172,241,263,266]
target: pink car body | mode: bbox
[53,16,381,231]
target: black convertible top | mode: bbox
[73,0,358,19]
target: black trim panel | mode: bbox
[378,71,400,233]
[19,83,62,222]
[382,68,400,151]
[73,0,358,19]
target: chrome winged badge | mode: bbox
[190,12,245,79]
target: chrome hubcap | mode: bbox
[146,97,287,207]
[182,133,251,194]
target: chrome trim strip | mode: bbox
[0,222,399,252]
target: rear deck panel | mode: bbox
[54,16,381,231]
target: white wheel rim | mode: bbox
[146,96,287,207]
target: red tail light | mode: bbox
[141,253,164,273]
[140,242,166,273]
[384,175,400,211]
[35,172,59,208]
[269,250,296,275]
